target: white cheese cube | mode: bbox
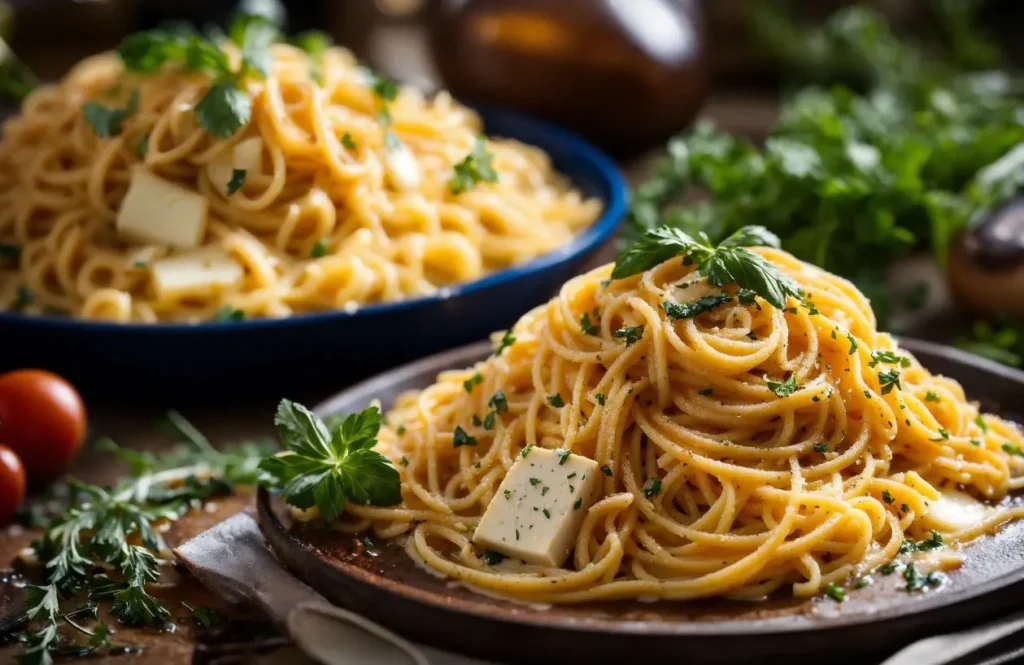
[208,137,264,194]
[117,166,208,248]
[151,246,243,298]
[384,138,421,191]
[472,447,602,567]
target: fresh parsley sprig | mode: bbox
[613,225,802,310]
[115,14,278,139]
[82,88,140,138]
[258,400,402,522]
[450,138,499,195]
[15,413,273,665]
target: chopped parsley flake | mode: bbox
[521,444,534,458]
[573,497,582,510]
[464,372,483,393]
[767,376,798,397]
[823,582,845,602]
[881,490,894,504]
[975,414,988,433]
[663,293,732,320]
[495,329,516,356]
[699,386,713,396]
[595,393,606,406]
[601,464,612,477]
[643,477,662,498]
[1002,443,1024,458]
[814,443,828,453]
[878,369,902,395]
[847,332,858,355]
[453,425,477,448]
[614,324,645,346]
[489,390,508,413]
[924,391,939,402]
[529,477,541,486]
[547,393,565,408]
[580,312,598,336]
[556,448,571,465]
[481,550,506,565]
[310,238,329,257]
[450,137,498,195]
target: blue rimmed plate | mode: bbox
[0,107,627,399]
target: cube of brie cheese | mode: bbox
[472,447,602,567]
[150,246,243,298]
[117,166,208,248]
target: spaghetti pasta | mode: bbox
[0,43,599,322]
[344,248,1024,603]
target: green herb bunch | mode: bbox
[630,4,1024,325]
[14,413,273,665]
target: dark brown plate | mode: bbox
[257,339,1024,665]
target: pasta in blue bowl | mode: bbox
[0,33,625,396]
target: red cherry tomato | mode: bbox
[0,444,26,523]
[0,370,86,483]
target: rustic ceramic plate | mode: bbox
[257,339,1024,665]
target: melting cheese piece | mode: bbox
[208,137,264,194]
[383,138,421,191]
[150,246,243,298]
[926,490,992,531]
[472,447,602,567]
[117,166,208,248]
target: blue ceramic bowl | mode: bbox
[0,107,627,399]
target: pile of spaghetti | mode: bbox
[0,22,599,322]
[346,232,1024,603]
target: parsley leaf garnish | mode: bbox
[258,400,401,521]
[489,390,508,414]
[823,582,845,602]
[212,306,245,322]
[452,425,477,448]
[310,239,329,258]
[226,168,246,195]
[494,329,516,356]
[450,138,499,195]
[82,88,140,138]
[643,477,662,498]
[663,293,732,320]
[767,376,798,397]
[547,393,565,408]
[464,372,483,393]
[614,324,645,346]
[195,81,251,139]
[579,312,598,336]
[613,225,801,310]
[878,369,902,395]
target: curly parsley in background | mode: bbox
[630,3,1024,330]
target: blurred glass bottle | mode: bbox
[428,0,709,155]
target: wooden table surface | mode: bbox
[0,95,786,664]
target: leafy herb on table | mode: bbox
[15,414,272,664]
[450,138,499,195]
[955,318,1024,368]
[259,400,402,521]
[631,4,1024,327]
[181,602,225,629]
[82,88,140,138]
[614,225,801,310]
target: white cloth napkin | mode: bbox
[173,512,492,665]
[175,513,1024,665]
